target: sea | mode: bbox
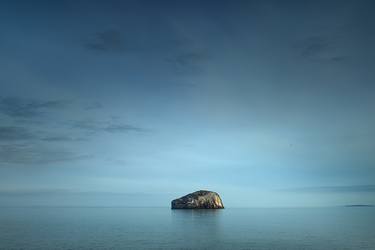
[0,207,374,249]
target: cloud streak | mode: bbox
[41,136,87,142]
[165,46,211,75]
[73,120,148,134]
[166,51,210,67]
[293,35,346,62]
[0,96,149,167]
[0,143,91,165]
[84,30,129,53]
[0,97,67,118]
[281,185,375,193]
[0,126,35,141]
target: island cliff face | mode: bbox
[171,190,224,209]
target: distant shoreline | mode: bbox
[344,205,374,207]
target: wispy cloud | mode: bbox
[0,188,76,196]
[281,185,375,193]
[296,36,330,58]
[166,50,211,74]
[0,188,161,197]
[84,101,103,110]
[0,126,35,141]
[104,124,146,133]
[0,143,91,165]
[0,126,86,143]
[0,96,149,166]
[293,35,346,62]
[73,120,148,134]
[166,51,210,67]
[0,97,67,118]
[41,136,87,142]
[84,30,128,52]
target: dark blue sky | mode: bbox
[0,0,374,207]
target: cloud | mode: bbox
[281,185,375,193]
[0,126,86,143]
[84,30,128,52]
[104,124,146,133]
[166,50,211,73]
[0,143,92,165]
[0,189,156,196]
[0,188,75,196]
[84,101,103,110]
[0,126,89,166]
[0,97,67,118]
[293,35,346,62]
[41,136,87,142]
[167,51,210,67]
[0,126,35,141]
[296,36,329,58]
[73,120,147,134]
[0,97,148,167]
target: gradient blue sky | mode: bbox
[0,0,374,207]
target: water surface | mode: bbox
[0,207,374,249]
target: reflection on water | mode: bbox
[171,209,223,245]
[0,207,374,249]
[171,207,223,221]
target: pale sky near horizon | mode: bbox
[0,0,375,207]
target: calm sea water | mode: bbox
[0,207,374,250]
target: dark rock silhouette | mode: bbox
[171,190,224,209]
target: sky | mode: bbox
[0,0,374,207]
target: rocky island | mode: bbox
[171,190,224,209]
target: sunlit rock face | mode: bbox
[171,190,224,209]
